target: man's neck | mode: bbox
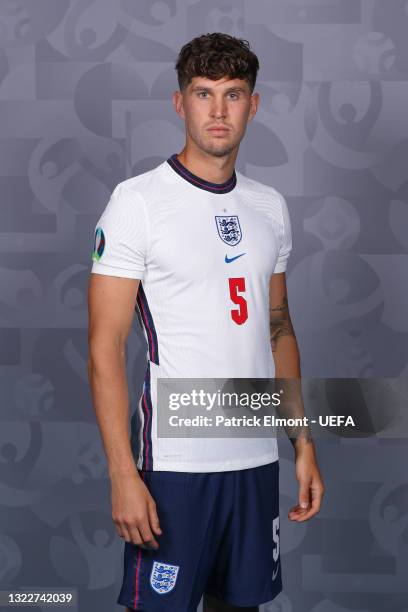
[176,148,237,184]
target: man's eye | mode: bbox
[198,92,208,98]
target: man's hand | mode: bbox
[110,469,162,549]
[288,441,325,522]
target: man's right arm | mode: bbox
[87,272,162,549]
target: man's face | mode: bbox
[173,76,259,158]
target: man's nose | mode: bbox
[210,98,227,118]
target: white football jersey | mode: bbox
[90,154,292,472]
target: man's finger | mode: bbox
[115,520,133,542]
[298,481,311,510]
[126,523,145,547]
[127,525,143,545]
[137,520,159,549]
[148,500,162,535]
[293,495,322,521]
[288,506,309,520]
[288,503,308,515]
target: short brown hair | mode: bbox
[175,32,259,93]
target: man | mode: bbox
[88,32,324,612]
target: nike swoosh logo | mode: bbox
[225,252,246,263]
[272,563,279,581]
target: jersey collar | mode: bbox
[166,153,237,194]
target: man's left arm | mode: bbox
[269,271,325,522]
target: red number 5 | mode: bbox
[228,277,248,325]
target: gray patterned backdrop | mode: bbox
[1,1,407,611]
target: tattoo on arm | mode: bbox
[269,296,295,353]
[270,295,308,442]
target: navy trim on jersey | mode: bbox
[167,153,237,194]
[136,283,159,365]
[134,283,157,471]
[140,362,154,470]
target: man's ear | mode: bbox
[173,90,186,120]
[248,91,260,123]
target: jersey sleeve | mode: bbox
[90,182,148,280]
[273,194,292,274]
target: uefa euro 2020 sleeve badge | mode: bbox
[150,561,180,594]
[92,227,105,262]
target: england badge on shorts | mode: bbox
[150,561,180,594]
[215,215,242,246]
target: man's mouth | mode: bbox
[207,126,230,135]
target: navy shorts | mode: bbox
[117,460,282,611]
